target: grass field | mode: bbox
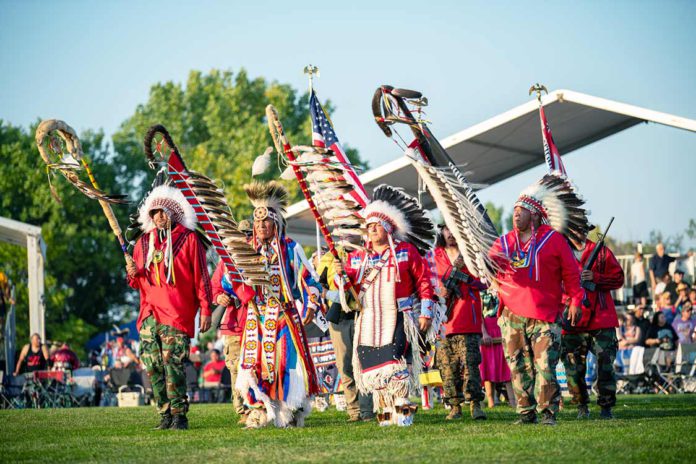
[2,395,696,463]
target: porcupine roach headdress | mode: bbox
[244,181,289,237]
[516,171,591,250]
[363,184,435,256]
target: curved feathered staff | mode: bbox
[371,86,501,288]
[264,105,360,305]
[35,119,132,264]
[143,124,269,287]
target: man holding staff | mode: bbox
[127,185,213,431]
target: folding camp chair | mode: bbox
[616,347,658,394]
[676,343,696,392]
[644,348,683,394]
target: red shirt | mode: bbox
[566,241,624,332]
[490,225,582,323]
[211,260,246,336]
[344,241,435,310]
[433,247,484,335]
[203,360,226,383]
[129,224,213,338]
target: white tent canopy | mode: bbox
[0,216,45,339]
[286,89,696,245]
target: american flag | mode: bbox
[310,89,369,207]
[539,105,567,175]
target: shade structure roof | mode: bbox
[285,89,696,245]
[0,215,43,247]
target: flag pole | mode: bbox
[305,64,322,261]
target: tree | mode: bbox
[484,202,504,234]
[112,69,367,218]
[504,211,513,234]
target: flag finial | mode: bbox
[528,83,548,103]
[304,64,320,92]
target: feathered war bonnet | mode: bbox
[135,184,197,286]
[244,181,289,236]
[363,184,434,256]
[515,172,590,250]
[137,185,197,233]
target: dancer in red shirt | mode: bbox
[433,225,488,421]
[490,173,589,426]
[211,259,248,422]
[561,236,624,420]
[127,185,212,430]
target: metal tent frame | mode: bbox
[0,216,45,339]
[285,89,696,245]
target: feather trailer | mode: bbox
[251,147,273,177]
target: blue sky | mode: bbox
[1,0,695,249]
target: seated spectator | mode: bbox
[109,337,140,368]
[645,312,679,371]
[675,283,690,312]
[618,313,643,349]
[672,302,695,345]
[659,292,678,325]
[617,313,642,373]
[689,288,696,307]
[632,305,651,347]
[14,333,50,375]
[51,343,80,371]
[202,349,226,403]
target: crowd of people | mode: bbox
[618,249,696,372]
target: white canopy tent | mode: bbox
[0,216,45,339]
[286,89,696,245]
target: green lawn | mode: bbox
[2,395,695,463]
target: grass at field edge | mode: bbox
[1,395,695,463]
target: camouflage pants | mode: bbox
[499,308,562,415]
[223,335,245,415]
[437,334,484,405]
[140,316,190,416]
[561,328,618,408]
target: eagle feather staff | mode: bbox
[264,104,362,306]
[35,119,132,265]
[371,86,501,288]
[143,124,268,287]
